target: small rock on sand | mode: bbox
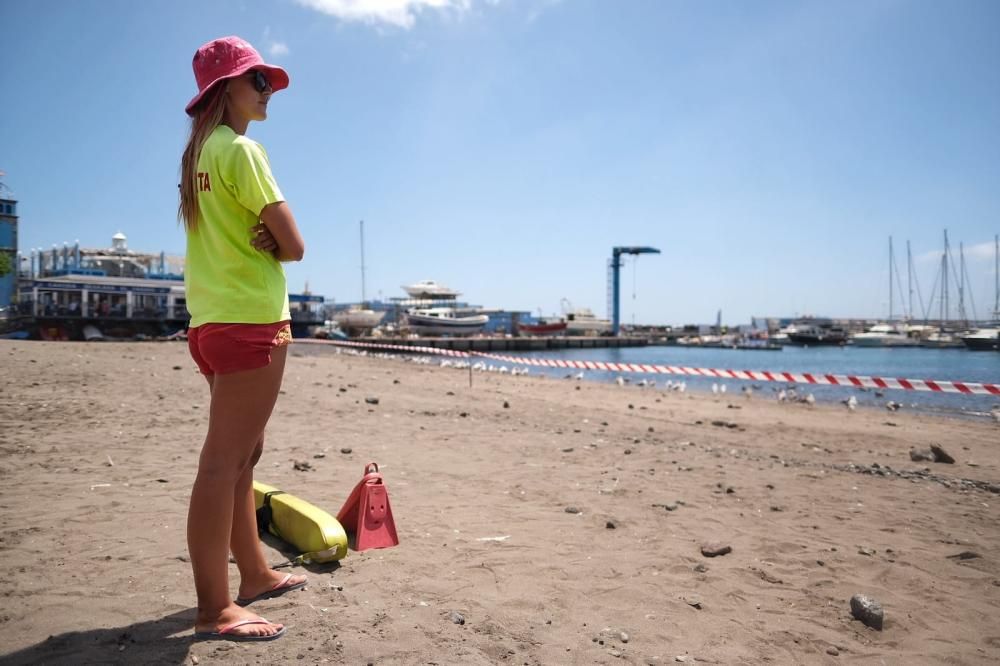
[850,594,884,630]
[929,444,955,464]
[701,542,732,557]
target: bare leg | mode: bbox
[188,346,289,638]
[229,433,306,599]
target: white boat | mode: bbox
[331,307,385,335]
[402,280,461,300]
[851,323,920,347]
[559,299,611,336]
[920,330,965,348]
[563,308,612,335]
[405,308,488,335]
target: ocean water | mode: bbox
[503,345,1000,419]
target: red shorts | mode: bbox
[187,321,292,376]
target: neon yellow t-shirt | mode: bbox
[185,124,291,328]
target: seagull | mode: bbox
[990,405,1000,424]
[843,395,858,411]
[886,400,901,412]
[712,383,719,395]
[720,384,727,394]
[803,393,816,406]
[574,371,585,381]
[741,386,753,400]
[777,389,788,402]
[615,376,626,386]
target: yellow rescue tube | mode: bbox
[253,480,348,564]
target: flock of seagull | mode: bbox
[333,348,998,418]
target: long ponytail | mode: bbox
[178,83,228,230]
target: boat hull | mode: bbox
[851,336,919,347]
[786,333,847,346]
[961,331,999,351]
[517,321,567,336]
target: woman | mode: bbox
[179,36,306,642]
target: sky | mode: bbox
[2,0,999,325]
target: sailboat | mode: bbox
[960,234,1000,351]
[332,221,385,336]
[852,237,921,347]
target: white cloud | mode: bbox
[269,41,290,56]
[963,240,998,262]
[916,240,998,265]
[295,0,474,29]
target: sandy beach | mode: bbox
[0,338,998,665]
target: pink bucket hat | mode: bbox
[185,36,289,116]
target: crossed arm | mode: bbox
[250,201,305,262]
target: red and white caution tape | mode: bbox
[296,338,1000,396]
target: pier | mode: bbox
[352,335,651,352]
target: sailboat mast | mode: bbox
[888,236,893,321]
[360,220,367,304]
[995,234,999,320]
[907,240,913,320]
[958,242,966,324]
[942,230,949,324]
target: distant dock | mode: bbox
[352,336,652,352]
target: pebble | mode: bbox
[565,506,581,514]
[929,444,955,464]
[850,594,884,630]
[340,447,352,454]
[701,542,732,557]
[365,397,379,405]
[503,401,510,409]
[450,611,465,625]
[826,647,839,656]
[606,521,617,529]
[293,460,313,472]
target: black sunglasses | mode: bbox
[249,70,270,93]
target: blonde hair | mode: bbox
[178,82,229,230]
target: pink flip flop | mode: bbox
[235,573,308,607]
[194,618,287,642]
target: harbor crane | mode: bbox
[608,245,660,335]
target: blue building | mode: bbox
[0,179,17,310]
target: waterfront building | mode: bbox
[0,179,17,310]
[11,229,323,339]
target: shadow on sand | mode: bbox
[0,536,343,665]
[0,608,197,666]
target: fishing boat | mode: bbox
[401,280,461,300]
[517,319,567,336]
[405,308,488,336]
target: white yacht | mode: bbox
[961,327,999,351]
[851,323,920,347]
[402,280,461,300]
[405,308,488,335]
